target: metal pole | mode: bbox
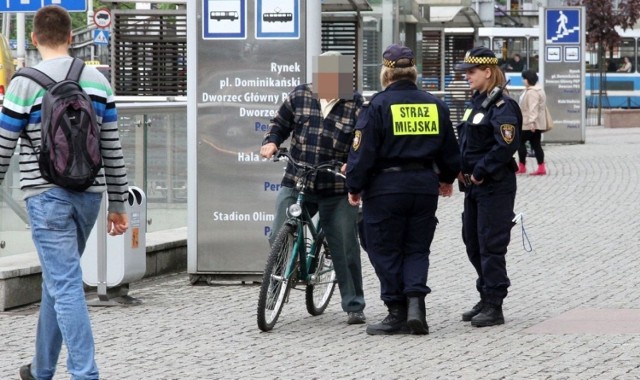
[597,43,603,125]
[16,13,25,69]
[2,14,9,37]
[306,0,321,83]
[88,0,95,61]
[87,0,94,26]
[96,193,109,301]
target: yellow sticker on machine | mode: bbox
[390,104,440,135]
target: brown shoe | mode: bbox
[347,311,366,325]
[20,364,35,380]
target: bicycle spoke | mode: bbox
[257,224,296,331]
[305,232,336,316]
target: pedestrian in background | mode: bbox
[260,51,367,325]
[506,53,525,72]
[455,47,522,327]
[0,6,130,379]
[517,70,547,176]
[617,56,632,73]
[347,44,460,335]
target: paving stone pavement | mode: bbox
[1,126,640,380]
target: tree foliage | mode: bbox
[569,0,640,49]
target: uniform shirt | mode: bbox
[262,84,362,195]
[0,56,129,213]
[457,90,522,182]
[346,80,460,197]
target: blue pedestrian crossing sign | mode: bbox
[93,29,110,46]
[0,0,87,12]
[546,9,580,44]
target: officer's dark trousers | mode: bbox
[363,193,438,305]
[462,175,516,306]
[269,187,365,313]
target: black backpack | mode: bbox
[15,58,102,191]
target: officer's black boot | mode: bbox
[461,300,484,322]
[366,303,410,335]
[470,302,504,327]
[406,296,429,335]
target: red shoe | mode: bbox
[516,162,526,174]
[530,163,547,176]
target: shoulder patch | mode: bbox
[367,91,381,104]
[495,99,505,108]
[500,124,515,144]
[352,130,362,151]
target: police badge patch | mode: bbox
[500,124,515,144]
[353,130,362,151]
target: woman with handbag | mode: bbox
[517,70,547,176]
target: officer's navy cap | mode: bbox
[382,44,415,68]
[455,46,499,70]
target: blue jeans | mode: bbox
[26,188,102,380]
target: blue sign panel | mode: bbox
[44,0,86,11]
[93,29,109,46]
[0,0,87,12]
[546,9,580,44]
[0,0,40,12]
[256,0,299,39]
[203,0,246,40]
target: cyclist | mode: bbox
[346,44,460,335]
[260,51,366,325]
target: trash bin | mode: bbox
[82,186,146,288]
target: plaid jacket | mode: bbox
[263,84,363,195]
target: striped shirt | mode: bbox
[0,56,129,213]
[262,84,363,195]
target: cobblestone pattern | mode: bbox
[1,127,640,379]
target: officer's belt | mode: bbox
[379,161,432,173]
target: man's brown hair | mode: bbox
[33,5,71,47]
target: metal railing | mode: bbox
[0,100,187,258]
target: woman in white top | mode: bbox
[617,56,632,73]
[517,70,547,175]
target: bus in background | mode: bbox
[0,34,16,100]
[477,26,640,108]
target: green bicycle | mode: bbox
[257,148,339,332]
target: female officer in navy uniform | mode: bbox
[346,44,460,335]
[455,47,522,327]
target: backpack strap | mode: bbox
[11,58,86,88]
[12,67,56,89]
[65,58,85,82]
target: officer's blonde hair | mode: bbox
[478,65,509,95]
[380,63,418,89]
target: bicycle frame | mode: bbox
[275,148,341,285]
[281,187,322,284]
[257,147,341,331]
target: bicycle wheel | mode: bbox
[257,224,297,331]
[305,232,337,316]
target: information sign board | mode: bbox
[0,0,87,13]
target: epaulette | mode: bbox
[364,91,382,105]
[495,99,505,108]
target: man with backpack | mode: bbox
[0,6,129,380]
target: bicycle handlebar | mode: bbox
[274,147,345,178]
